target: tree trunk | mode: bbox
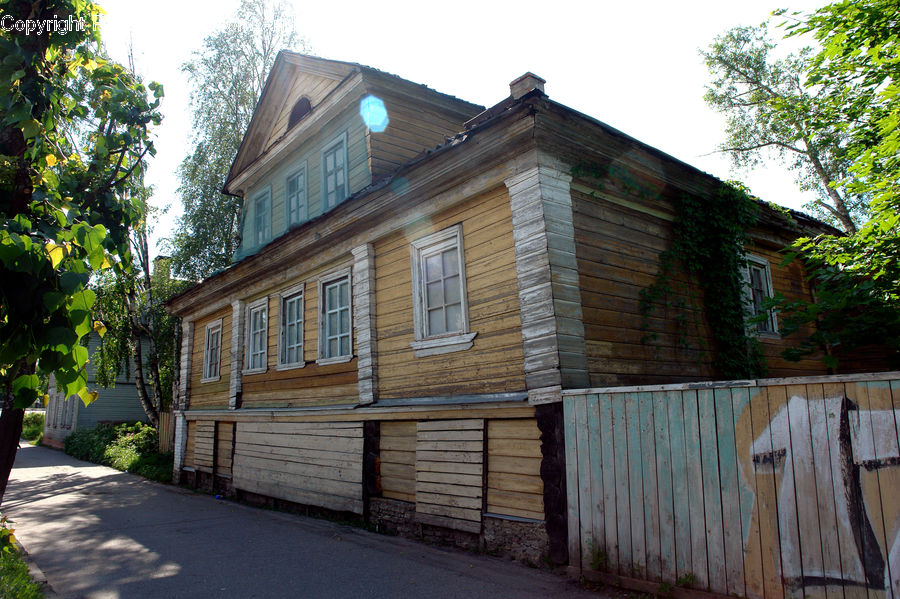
[0,404,25,509]
[132,334,159,428]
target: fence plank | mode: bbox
[806,383,844,599]
[653,391,676,583]
[588,394,606,560]
[698,388,726,594]
[564,397,582,571]
[640,391,661,582]
[576,395,594,570]
[683,389,710,590]
[613,393,632,576]
[626,393,647,578]
[666,389,692,582]
[715,387,745,597]
[598,393,619,573]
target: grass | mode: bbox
[1,518,44,599]
[64,422,174,483]
[21,412,44,445]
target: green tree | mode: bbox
[168,0,306,280]
[92,193,191,428]
[0,0,162,505]
[769,0,900,368]
[702,23,865,233]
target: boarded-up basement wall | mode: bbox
[487,419,544,520]
[232,421,364,514]
[415,419,484,533]
[379,421,416,502]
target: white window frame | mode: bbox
[244,297,268,374]
[277,284,305,370]
[201,319,223,382]
[743,255,779,337]
[252,187,272,247]
[409,225,476,357]
[317,268,353,365]
[285,163,307,227]
[321,132,348,210]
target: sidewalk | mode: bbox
[4,444,605,599]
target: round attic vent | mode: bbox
[288,97,312,129]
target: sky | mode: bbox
[93,0,828,256]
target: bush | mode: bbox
[64,422,173,482]
[21,412,44,443]
[1,518,44,599]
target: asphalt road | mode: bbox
[4,444,606,599]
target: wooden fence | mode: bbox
[563,372,900,599]
[158,410,175,453]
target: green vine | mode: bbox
[638,182,765,379]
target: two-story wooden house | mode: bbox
[165,53,837,563]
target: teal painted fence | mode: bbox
[563,372,900,599]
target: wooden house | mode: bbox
[165,53,840,563]
[43,333,149,447]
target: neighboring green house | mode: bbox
[43,333,149,448]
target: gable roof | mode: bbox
[224,52,483,195]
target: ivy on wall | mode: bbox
[638,182,765,379]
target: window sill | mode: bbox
[410,332,477,357]
[200,376,220,384]
[242,367,267,376]
[316,355,353,366]
[275,361,306,371]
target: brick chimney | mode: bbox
[510,72,546,99]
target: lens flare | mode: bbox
[360,95,389,132]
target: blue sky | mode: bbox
[95,0,827,255]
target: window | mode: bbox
[202,319,222,382]
[745,255,778,335]
[409,225,476,356]
[321,134,348,209]
[278,286,304,369]
[253,188,271,246]
[245,298,268,373]
[286,165,307,226]
[318,272,352,363]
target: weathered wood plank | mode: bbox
[415,512,481,534]
[612,392,632,576]
[415,502,481,522]
[233,453,362,485]
[626,393,647,578]
[415,460,483,476]
[587,395,606,557]
[666,389,692,582]
[420,471,481,487]
[488,455,541,476]
[416,450,483,464]
[575,396,594,570]
[639,391,661,582]
[564,397,582,571]
[682,389,710,590]
[416,419,485,432]
[598,392,619,573]
[652,391,676,583]
[698,388,726,594]
[237,430,363,453]
[714,387,745,598]
[487,472,543,495]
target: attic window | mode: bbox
[288,97,312,129]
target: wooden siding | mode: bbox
[232,421,364,514]
[379,421,416,502]
[264,72,343,151]
[486,419,544,520]
[238,264,358,409]
[564,373,900,599]
[415,419,484,533]
[239,103,370,259]
[191,420,215,474]
[190,307,231,410]
[367,94,473,180]
[374,186,526,399]
[572,184,825,387]
[158,410,174,453]
[215,421,234,478]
